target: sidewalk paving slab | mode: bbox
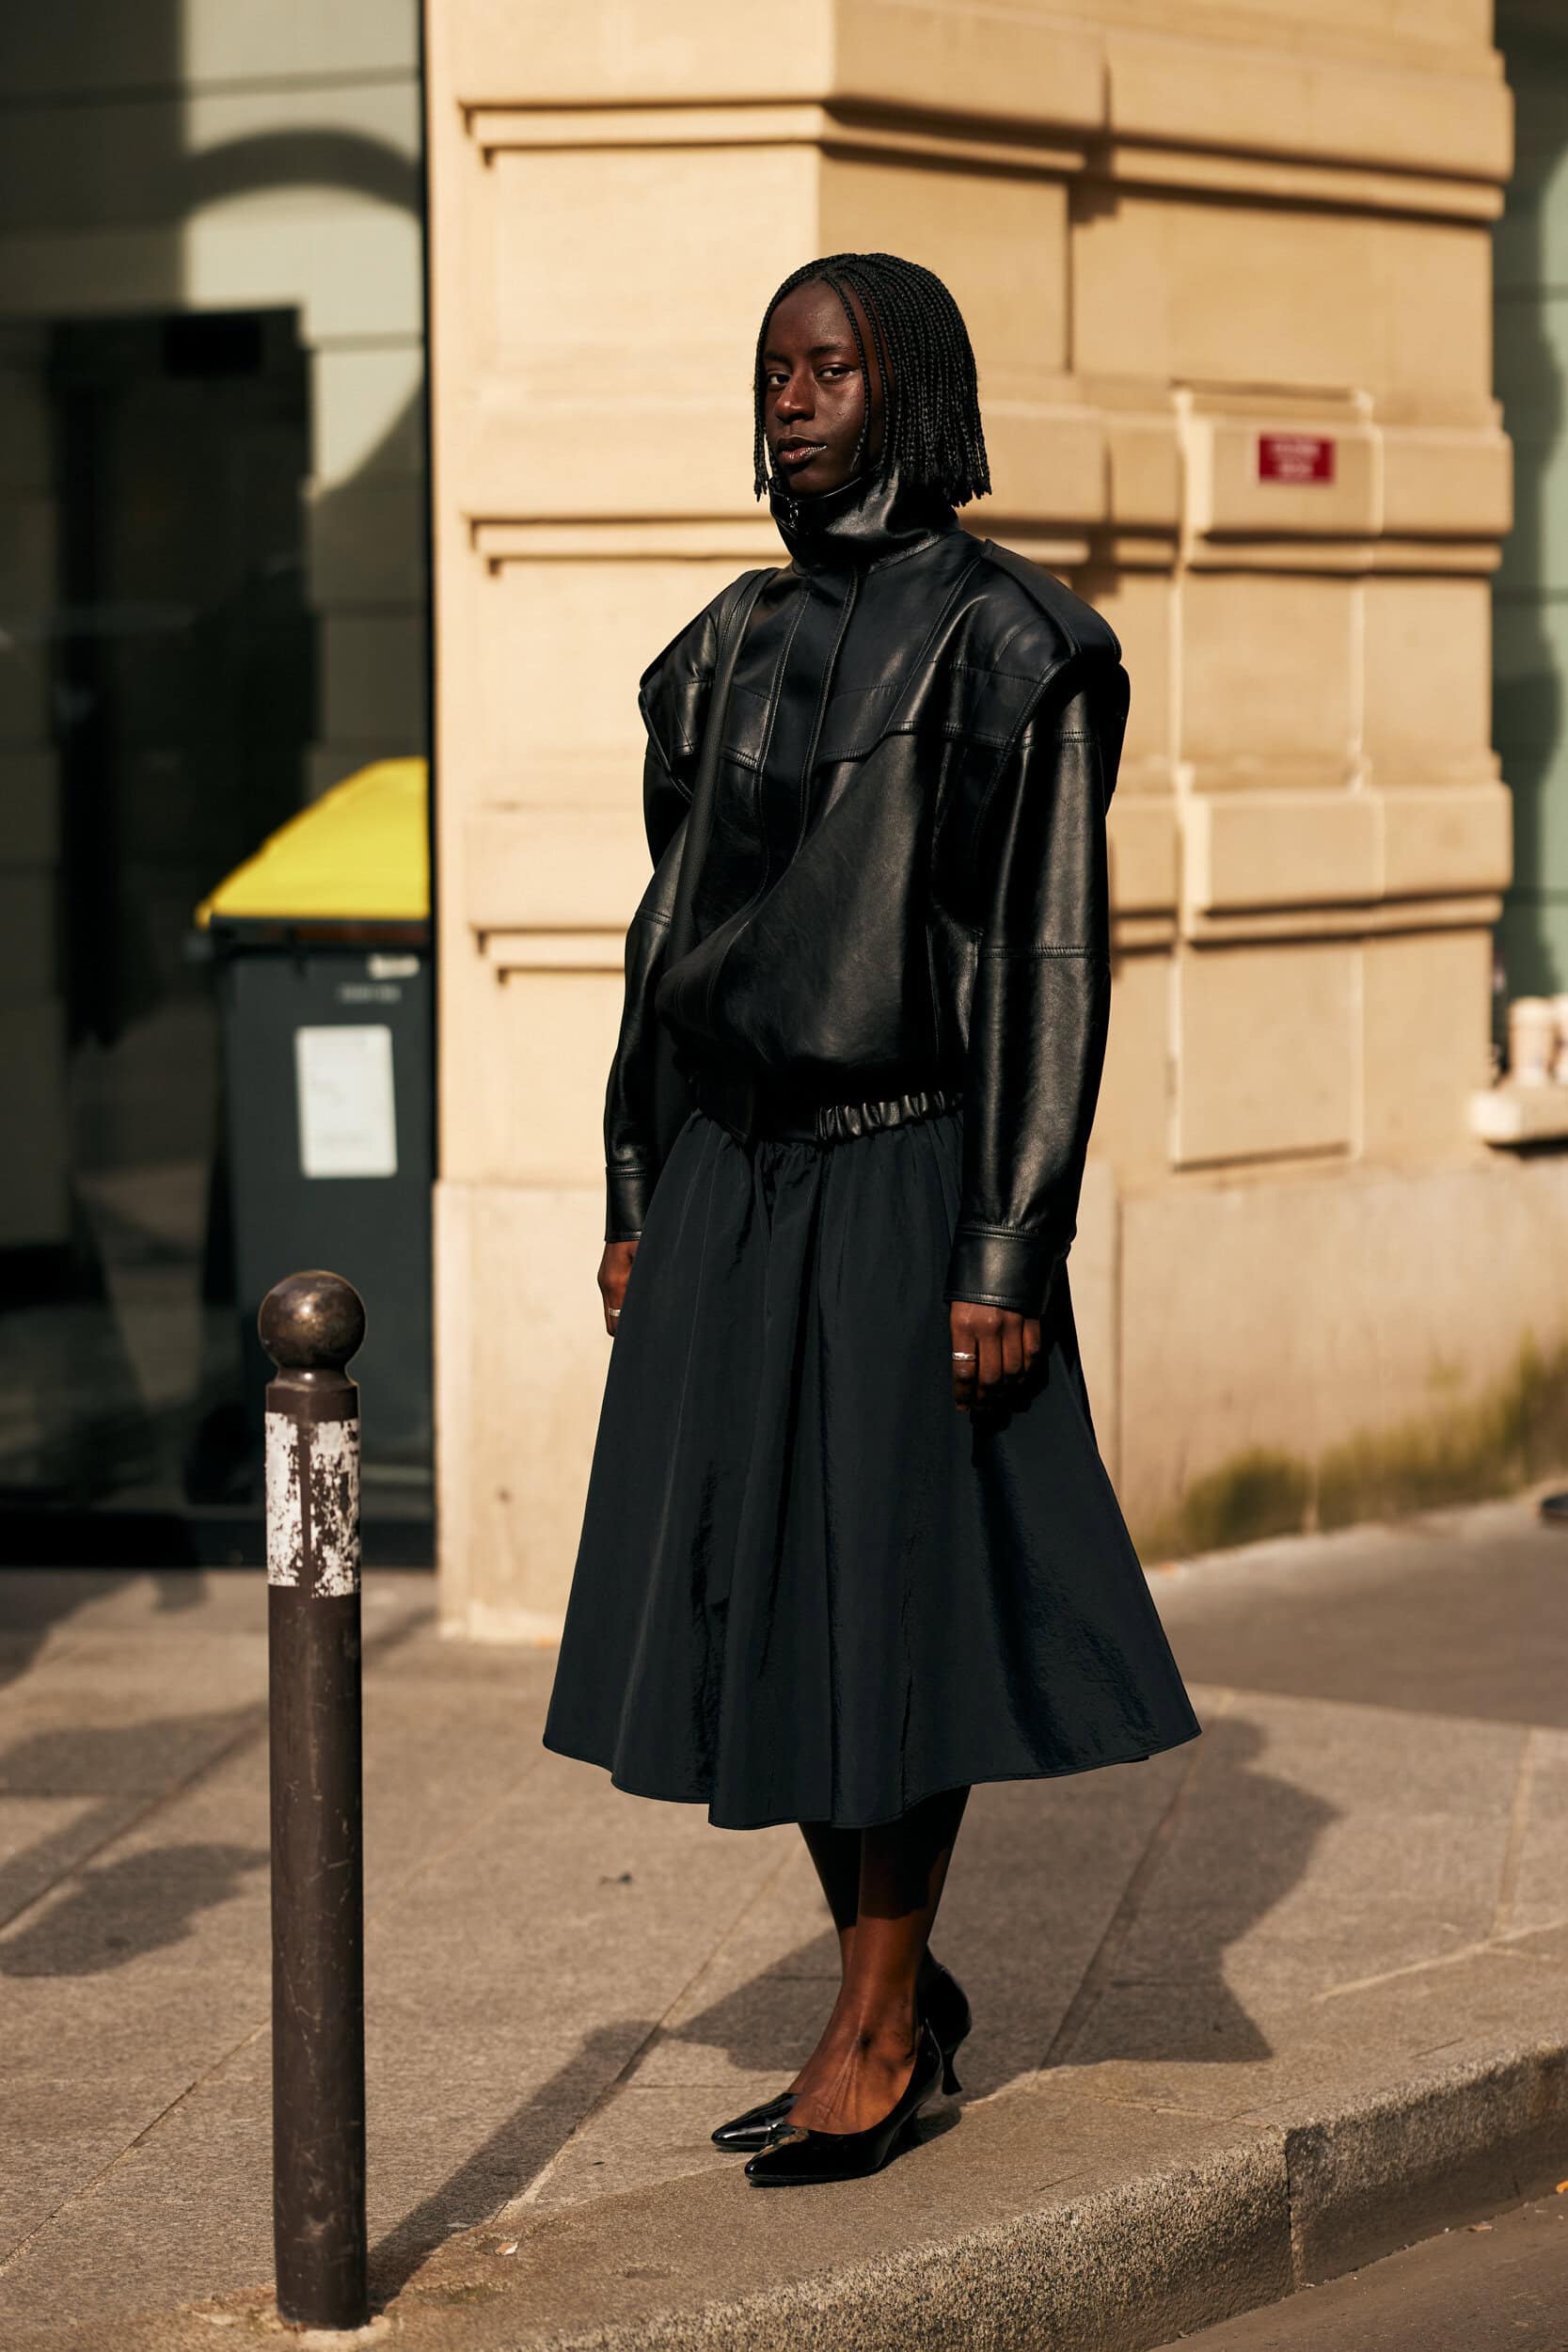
[2,1493,1566,2349]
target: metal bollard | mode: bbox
[261,1270,370,2333]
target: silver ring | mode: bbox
[609,1307,622,1318]
[951,1350,975,1362]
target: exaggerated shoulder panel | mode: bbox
[637,565,781,782]
[975,542,1122,670]
[911,542,1123,764]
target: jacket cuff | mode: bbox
[942,1226,1059,1318]
[606,1164,651,1243]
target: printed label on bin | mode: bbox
[294,1023,397,1179]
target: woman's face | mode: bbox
[761,278,886,496]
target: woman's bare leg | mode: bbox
[799,1822,861,1964]
[786,1787,969,2135]
[787,1824,860,2092]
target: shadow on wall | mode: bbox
[171,113,427,816]
[1495,1,1568,998]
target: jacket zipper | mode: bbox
[698,569,860,1038]
[792,569,859,862]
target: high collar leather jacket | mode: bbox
[603,462,1130,1319]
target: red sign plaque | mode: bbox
[1258,432,1336,485]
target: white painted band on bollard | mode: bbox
[265,1411,362,1596]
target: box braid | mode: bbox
[752,251,991,508]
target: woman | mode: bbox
[543,252,1200,2187]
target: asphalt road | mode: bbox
[1156,2198,1568,2350]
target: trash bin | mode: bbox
[196,759,433,1489]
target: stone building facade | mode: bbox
[425,1,1565,1637]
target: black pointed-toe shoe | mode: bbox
[710,1957,970,2153]
[922,1956,972,2095]
[742,2023,944,2187]
[710,2088,797,2152]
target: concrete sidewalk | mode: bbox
[3,1495,1567,2348]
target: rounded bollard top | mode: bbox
[259,1270,366,1375]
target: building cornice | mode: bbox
[456,1,1512,221]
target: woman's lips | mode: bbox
[776,441,827,469]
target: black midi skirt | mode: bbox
[543,1102,1201,1831]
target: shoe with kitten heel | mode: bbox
[708,1957,970,2153]
[742,2022,944,2187]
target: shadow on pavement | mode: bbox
[0,1567,201,1695]
[1166,1536,1568,1730]
[641,1715,1333,2091]
[0,1708,260,1798]
[0,1840,266,1976]
[0,1703,268,1937]
[369,2021,659,2301]
[1053,1715,1337,2066]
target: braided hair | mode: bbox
[752,251,991,508]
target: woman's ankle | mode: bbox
[824,1994,919,2060]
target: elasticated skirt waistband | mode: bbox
[690,1061,962,1147]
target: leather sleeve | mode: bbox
[601,604,720,1241]
[942,655,1129,1316]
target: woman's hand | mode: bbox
[950,1299,1041,1411]
[598,1240,640,1337]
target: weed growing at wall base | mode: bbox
[1135,1336,1568,1558]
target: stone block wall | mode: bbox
[425,0,1553,1626]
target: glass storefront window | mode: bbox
[0,11,431,1564]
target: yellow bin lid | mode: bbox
[195,757,429,928]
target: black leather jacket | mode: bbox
[604,463,1129,1318]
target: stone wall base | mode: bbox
[1118,1153,1568,1556]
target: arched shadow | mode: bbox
[176,130,420,220]
[0,1840,264,1977]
